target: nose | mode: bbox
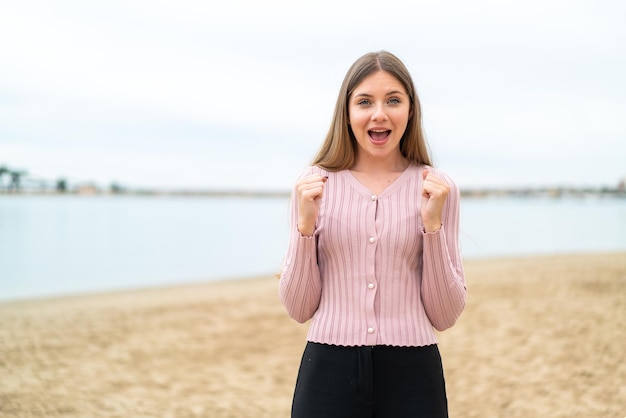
[371,104,387,121]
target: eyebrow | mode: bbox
[353,90,406,98]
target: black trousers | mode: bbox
[291,342,448,418]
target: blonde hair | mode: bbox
[312,50,432,170]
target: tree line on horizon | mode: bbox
[0,165,27,192]
[0,164,98,193]
[1,163,624,197]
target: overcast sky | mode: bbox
[1,0,624,191]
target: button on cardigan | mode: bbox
[279,163,466,347]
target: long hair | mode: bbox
[312,51,432,170]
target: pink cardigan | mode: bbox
[279,164,466,347]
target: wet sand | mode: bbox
[0,252,624,417]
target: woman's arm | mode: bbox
[421,172,467,331]
[278,172,325,323]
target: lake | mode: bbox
[1,194,624,301]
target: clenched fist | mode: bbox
[421,169,449,233]
[296,174,328,236]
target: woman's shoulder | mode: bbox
[297,165,344,179]
[420,165,461,200]
[418,164,457,186]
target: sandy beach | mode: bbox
[1,252,624,417]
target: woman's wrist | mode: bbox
[297,220,315,237]
[423,220,442,233]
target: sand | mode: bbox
[0,252,624,417]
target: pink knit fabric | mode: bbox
[279,163,466,347]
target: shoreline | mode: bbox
[2,187,625,199]
[1,252,624,417]
[1,251,623,306]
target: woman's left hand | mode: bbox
[421,169,450,232]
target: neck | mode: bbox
[352,152,409,174]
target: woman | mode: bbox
[279,50,466,418]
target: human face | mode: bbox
[348,70,412,164]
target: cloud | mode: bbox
[1,0,624,189]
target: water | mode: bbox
[1,194,624,301]
[459,196,625,258]
[0,195,291,301]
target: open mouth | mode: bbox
[368,129,391,143]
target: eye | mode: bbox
[357,99,371,106]
[388,97,401,104]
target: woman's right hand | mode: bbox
[296,174,327,236]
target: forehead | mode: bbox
[352,70,406,95]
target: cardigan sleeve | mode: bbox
[420,173,467,331]
[278,173,323,323]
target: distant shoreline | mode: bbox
[1,186,624,199]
